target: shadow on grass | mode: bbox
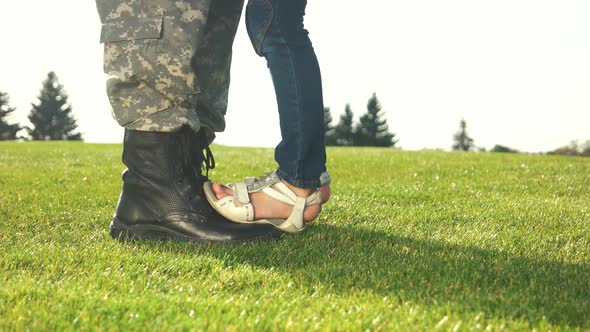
[132,224,590,328]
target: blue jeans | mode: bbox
[246,0,326,189]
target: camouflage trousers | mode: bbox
[96,0,244,140]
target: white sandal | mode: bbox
[203,170,330,233]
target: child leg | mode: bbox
[246,0,326,189]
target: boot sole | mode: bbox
[109,217,282,243]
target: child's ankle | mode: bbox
[281,180,314,198]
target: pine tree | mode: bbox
[323,107,338,146]
[333,104,355,146]
[490,144,518,153]
[452,118,474,151]
[27,72,82,141]
[354,93,396,147]
[0,91,22,140]
[581,140,590,157]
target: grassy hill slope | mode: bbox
[1,142,589,330]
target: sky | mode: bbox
[0,0,588,152]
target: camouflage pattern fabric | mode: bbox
[96,0,244,138]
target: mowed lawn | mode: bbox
[0,141,589,331]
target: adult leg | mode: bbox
[96,0,281,241]
[192,0,245,138]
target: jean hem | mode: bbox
[276,168,320,189]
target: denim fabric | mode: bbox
[246,0,327,189]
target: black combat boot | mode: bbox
[109,127,283,242]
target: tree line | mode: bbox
[323,93,397,147]
[0,72,82,141]
[323,95,589,157]
[448,118,590,156]
[1,74,587,157]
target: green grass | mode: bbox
[1,142,589,331]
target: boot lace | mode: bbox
[176,127,215,182]
[201,145,215,179]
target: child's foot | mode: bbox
[211,181,331,223]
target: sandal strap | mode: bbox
[306,191,322,205]
[233,182,250,204]
[285,196,306,230]
[261,181,321,206]
[250,170,331,189]
[209,170,328,232]
[246,171,281,192]
[260,184,296,205]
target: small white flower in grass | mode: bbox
[372,316,381,325]
[189,310,195,317]
[435,316,448,329]
[474,313,483,321]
